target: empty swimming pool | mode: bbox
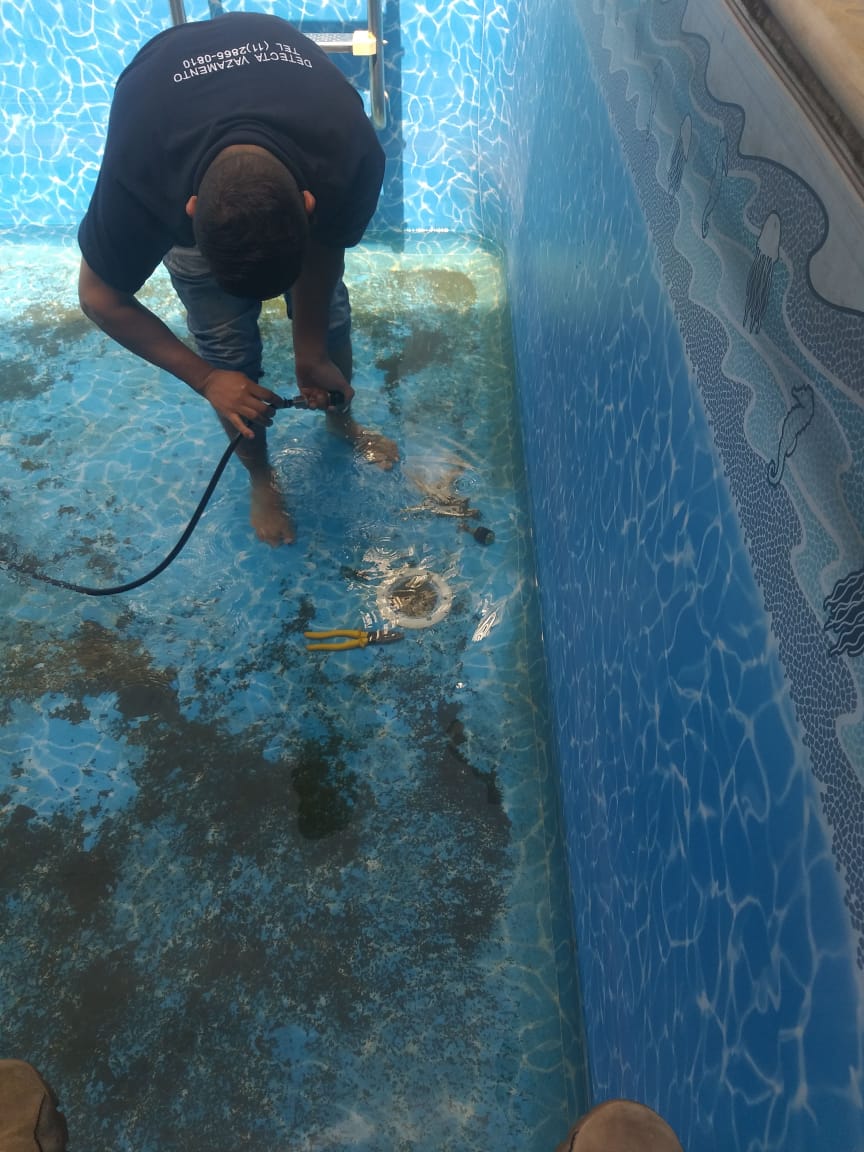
[4,1,864,1150]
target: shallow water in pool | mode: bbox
[0,237,586,1151]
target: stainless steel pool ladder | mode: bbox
[168,1,387,129]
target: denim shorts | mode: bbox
[163,245,352,381]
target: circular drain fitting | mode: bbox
[376,569,453,630]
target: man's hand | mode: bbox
[296,358,355,412]
[200,368,284,439]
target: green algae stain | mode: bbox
[384,269,477,311]
[10,303,94,362]
[0,619,178,726]
[375,323,456,388]
[350,268,481,390]
[1,303,96,404]
[0,643,514,1146]
[0,358,51,402]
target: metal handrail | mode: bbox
[367,0,386,130]
[167,1,387,129]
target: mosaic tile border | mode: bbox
[581,0,864,966]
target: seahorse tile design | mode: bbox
[583,0,864,965]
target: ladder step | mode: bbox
[306,31,360,53]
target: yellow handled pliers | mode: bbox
[304,628,405,651]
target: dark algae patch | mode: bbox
[0,607,513,1149]
[290,736,360,839]
[0,245,555,1150]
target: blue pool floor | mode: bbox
[0,238,587,1151]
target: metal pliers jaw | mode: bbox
[304,628,404,651]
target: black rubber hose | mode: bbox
[3,391,346,598]
[5,432,243,597]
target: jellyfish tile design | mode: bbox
[743,211,781,334]
[667,114,691,196]
[767,381,815,485]
[825,566,864,657]
[701,134,728,238]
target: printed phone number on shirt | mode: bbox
[174,40,313,81]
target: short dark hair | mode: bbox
[193,150,310,299]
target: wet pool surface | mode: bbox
[0,239,585,1151]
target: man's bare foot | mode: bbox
[327,412,399,471]
[250,473,295,545]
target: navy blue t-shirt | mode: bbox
[78,12,385,293]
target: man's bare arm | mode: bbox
[78,258,281,438]
[78,258,213,391]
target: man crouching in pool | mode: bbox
[77,11,398,545]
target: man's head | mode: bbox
[189,147,313,300]
[0,1060,69,1152]
[555,1099,684,1152]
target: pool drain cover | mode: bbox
[377,569,453,630]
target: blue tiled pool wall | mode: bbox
[490,0,864,1150]
[0,0,514,243]
[0,0,493,241]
